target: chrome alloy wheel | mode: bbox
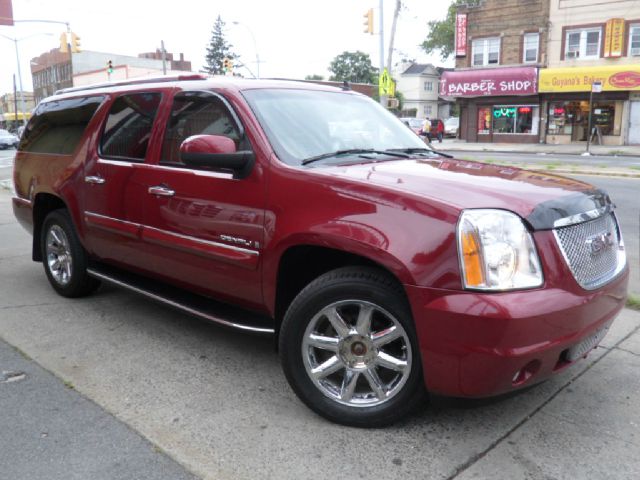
[46,225,73,286]
[301,300,412,407]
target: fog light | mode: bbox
[512,360,541,386]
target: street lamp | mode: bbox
[231,21,260,79]
[0,32,54,126]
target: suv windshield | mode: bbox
[243,89,429,166]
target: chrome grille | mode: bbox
[554,213,624,290]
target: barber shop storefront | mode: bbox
[440,67,540,143]
[539,65,640,146]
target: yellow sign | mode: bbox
[604,18,625,58]
[539,65,640,93]
[379,68,395,97]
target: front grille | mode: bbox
[554,213,623,290]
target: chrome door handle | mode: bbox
[148,185,175,197]
[85,175,105,185]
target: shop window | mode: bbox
[565,28,601,59]
[477,107,492,134]
[547,101,619,139]
[472,37,500,66]
[630,25,640,56]
[491,106,539,135]
[523,33,539,63]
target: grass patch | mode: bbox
[597,164,608,168]
[63,380,75,390]
[627,294,640,311]
[608,150,625,156]
[630,166,640,171]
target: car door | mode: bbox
[138,90,268,309]
[82,91,163,268]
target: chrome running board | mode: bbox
[87,264,275,334]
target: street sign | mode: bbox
[379,68,395,97]
[592,80,603,93]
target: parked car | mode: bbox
[444,117,459,137]
[0,129,19,149]
[399,117,423,135]
[12,75,628,427]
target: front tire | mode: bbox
[41,209,100,298]
[279,267,425,427]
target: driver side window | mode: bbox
[160,91,242,166]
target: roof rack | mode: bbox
[54,73,208,96]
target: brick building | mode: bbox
[31,49,193,103]
[441,0,550,143]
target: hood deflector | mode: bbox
[525,189,614,231]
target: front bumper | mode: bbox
[405,267,628,398]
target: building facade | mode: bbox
[0,91,36,126]
[31,49,193,103]
[443,0,550,143]
[541,0,640,145]
[396,63,447,119]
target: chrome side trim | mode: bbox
[86,268,275,334]
[97,158,138,167]
[552,205,613,228]
[13,196,32,207]
[142,225,260,256]
[138,163,234,179]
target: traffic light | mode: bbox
[59,32,68,53]
[107,60,114,74]
[363,8,373,34]
[70,32,81,53]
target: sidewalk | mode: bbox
[437,138,640,157]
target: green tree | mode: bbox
[305,74,325,81]
[421,0,480,60]
[329,51,378,84]
[203,15,236,75]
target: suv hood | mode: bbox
[316,157,610,230]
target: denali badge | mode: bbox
[586,231,614,256]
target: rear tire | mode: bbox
[41,209,100,298]
[279,266,425,427]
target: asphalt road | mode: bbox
[1,188,640,480]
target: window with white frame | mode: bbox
[565,28,601,59]
[424,104,432,116]
[424,81,433,92]
[630,24,640,56]
[523,33,539,63]
[472,37,500,66]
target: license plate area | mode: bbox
[565,326,609,362]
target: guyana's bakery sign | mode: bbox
[539,66,640,92]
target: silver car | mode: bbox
[0,129,19,150]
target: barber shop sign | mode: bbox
[440,67,538,97]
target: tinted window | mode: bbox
[160,92,241,166]
[100,93,162,160]
[19,96,104,154]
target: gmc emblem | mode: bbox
[586,232,614,256]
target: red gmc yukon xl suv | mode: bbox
[12,75,628,426]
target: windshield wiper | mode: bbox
[302,149,409,166]
[386,147,453,158]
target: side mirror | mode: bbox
[179,135,254,178]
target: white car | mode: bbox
[444,117,459,138]
[0,129,19,149]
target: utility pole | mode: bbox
[386,0,401,74]
[379,0,386,107]
[585,80,602,155]
[161,40,167,75]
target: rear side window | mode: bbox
[100,93,162,161]
[160,91,241,166]
[19,96,104,154]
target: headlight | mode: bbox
[457,209,543,291]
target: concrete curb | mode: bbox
[439,147,640,158]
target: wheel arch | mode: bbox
[270,241,413,337]
[32,193,68,261]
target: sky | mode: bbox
[0,0,453,96]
